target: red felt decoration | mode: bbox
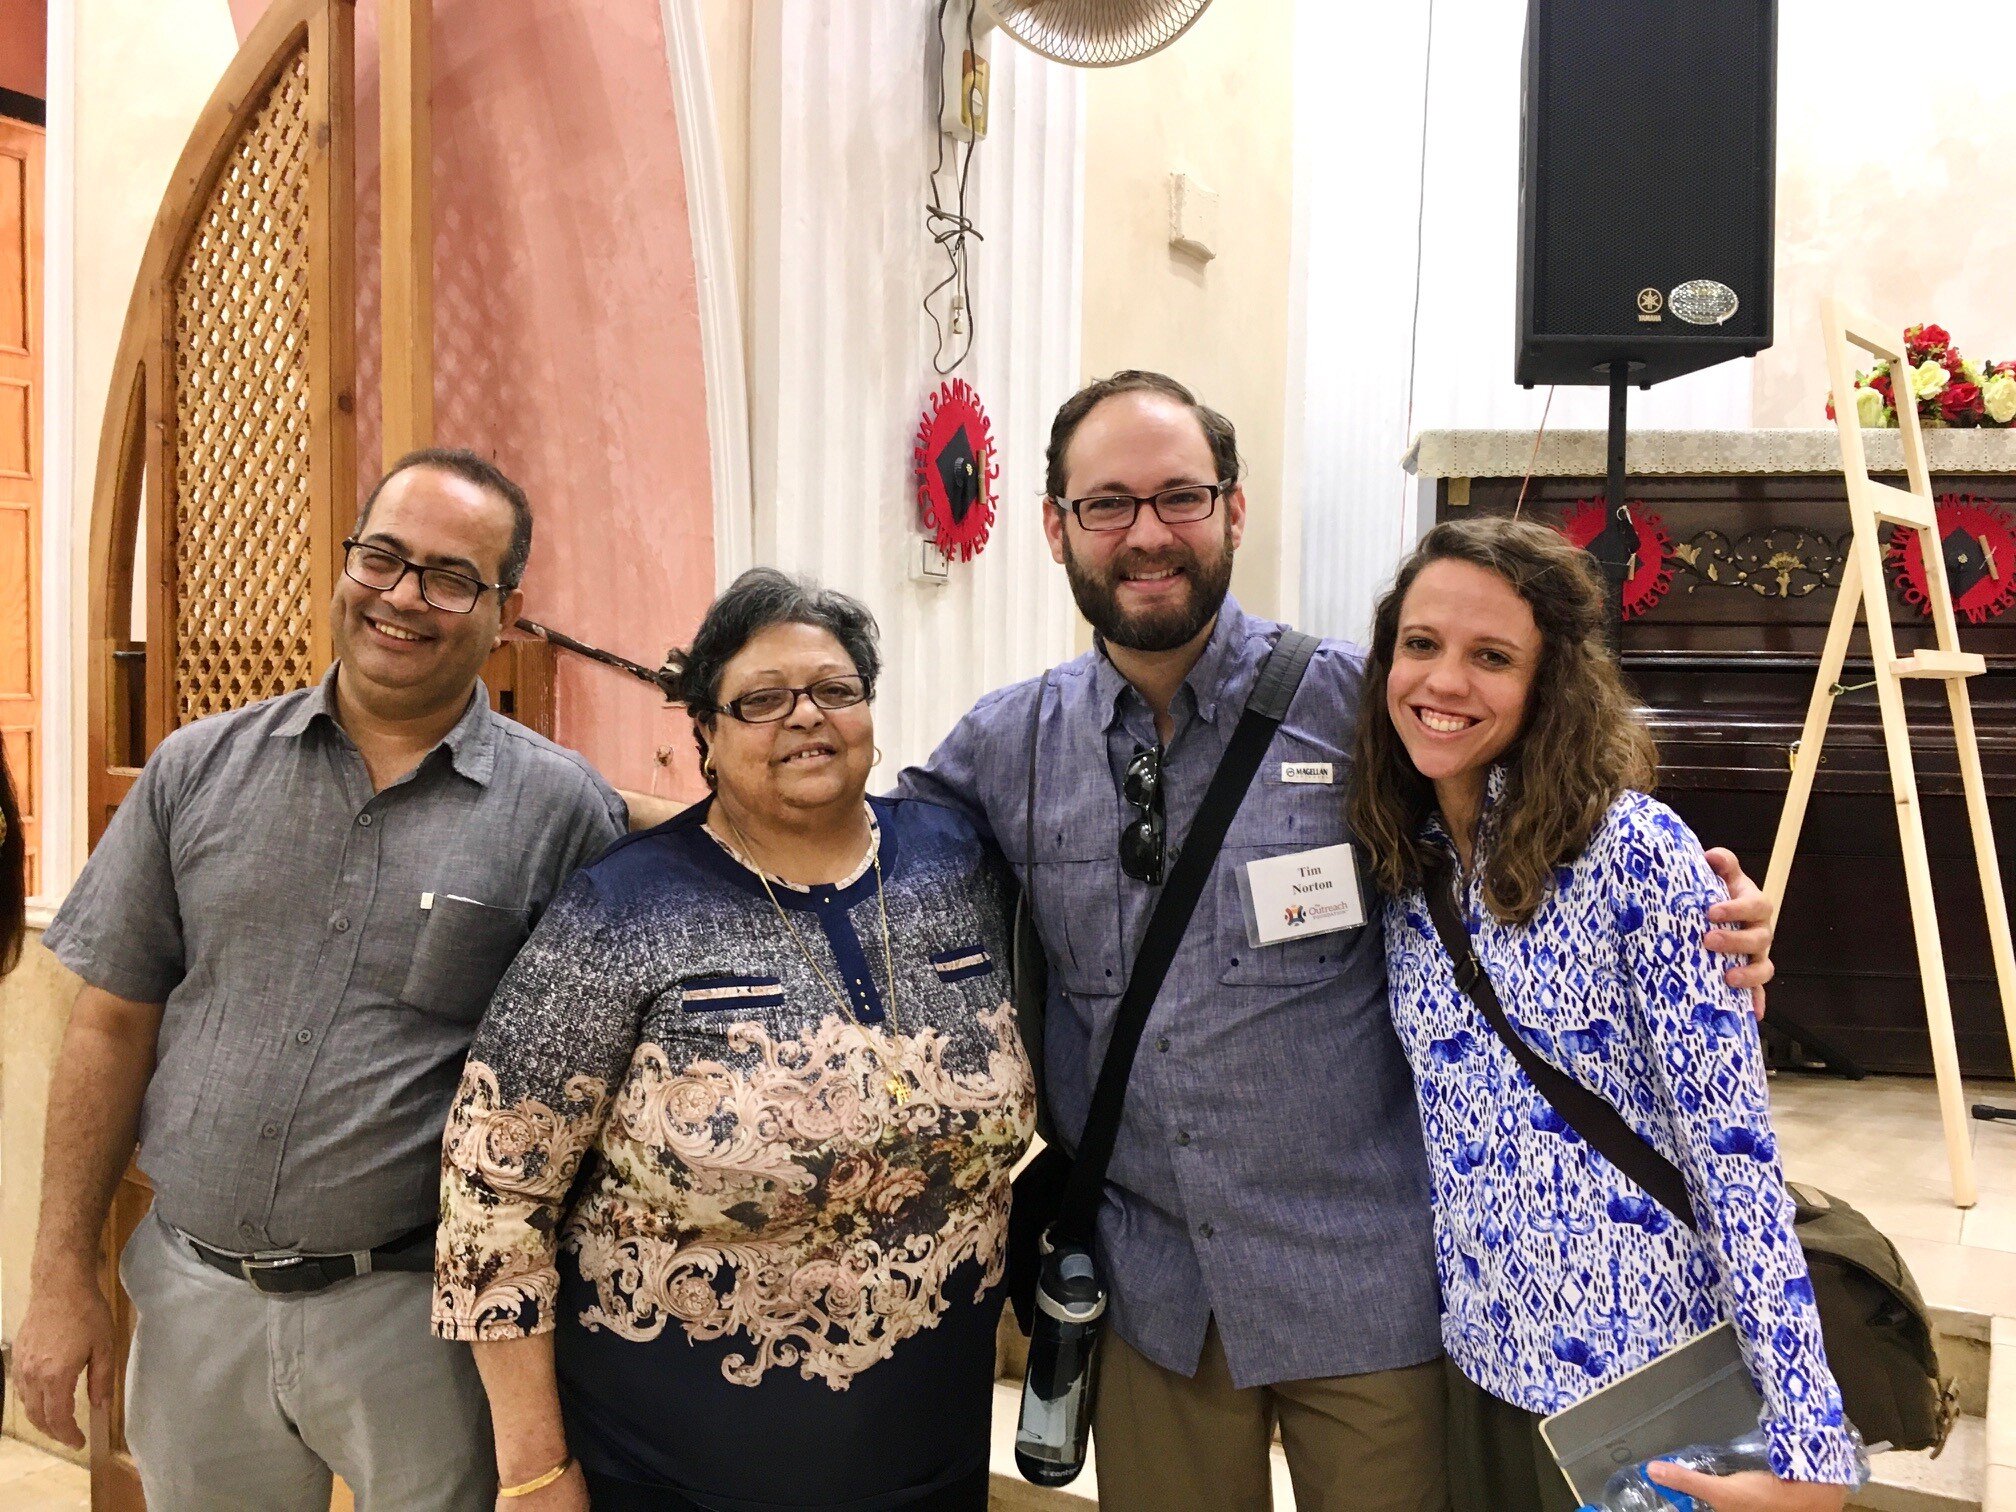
[1556,500,1675,620]
[1885,494,2016,625]
[912,379,999,563]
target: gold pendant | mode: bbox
[888,1075,910,1105]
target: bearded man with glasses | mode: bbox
[899,370,1782,1510]
[19,448,625,1511]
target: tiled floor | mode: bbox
[0,1437,87,1510]
[1771,1071,2016,1318]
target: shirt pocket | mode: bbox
[679,973,787,1013]
[1216,842,1360,988]
[929,945,998,984]
[398,895,531,1024]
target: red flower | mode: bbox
[1871,369,1895,400]
[1993,360,2016,378]
[1906,323,1952,363]
[1940,381,1984,425]
[1942,347,1967,377]
[1826,395,1838,421]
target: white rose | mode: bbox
[1911,359,1949,400]
[1855,386,1888,428]
[1985,373,2016,426]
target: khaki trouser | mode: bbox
[120,1210,494,1512]
[1092,1320,1449,1512]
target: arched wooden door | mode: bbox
[84,1,355,1504]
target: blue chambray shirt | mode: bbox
[898,600,1442,1389]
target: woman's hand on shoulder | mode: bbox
[1702,845,1774,1017]
[495,1459,590,1512]
[1645,1463,1847,1512]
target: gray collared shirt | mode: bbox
[898,600,1442,1389]
[44,667,625,1254]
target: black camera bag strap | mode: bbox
[1047,629,1320,1250]
[1421,857,1697,1227]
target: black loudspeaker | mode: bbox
[1516,0,1778,388]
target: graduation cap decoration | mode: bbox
[1887,495,2016,625]
[912,379,999,563]
[1557,498,1676,620]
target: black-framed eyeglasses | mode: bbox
[1060,481,1231,534]
[1121,745,1166,884]
[341,539,510,614]
[708,674,871,725]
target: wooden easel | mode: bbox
[1763,298,2016,1209]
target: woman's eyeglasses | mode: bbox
[1121,745,1166,884]
[709,675,871,725]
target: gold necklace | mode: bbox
[713,803,909,1105]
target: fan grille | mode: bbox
[984,0,1215,68]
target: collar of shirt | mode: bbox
[1090,595,1255,737]
[268,663,500,786]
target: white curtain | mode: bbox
[1293,0,1754,645]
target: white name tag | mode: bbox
[1235,843,1367,947]
[1280,762,1334,785]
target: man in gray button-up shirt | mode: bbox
[901,372,1778,1510]
[17,450,623,1512]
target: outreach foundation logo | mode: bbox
[1283,904,1308,928]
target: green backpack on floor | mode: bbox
[1787,1183,1957,1455]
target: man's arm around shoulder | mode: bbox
[14,986,164,1449]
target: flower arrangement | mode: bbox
[1826,324,2016,429]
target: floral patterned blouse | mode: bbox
[1383,778,1860,1486]
[433,795,1035,1506]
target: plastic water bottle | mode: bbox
[1013,1240,1107,1487]
[1577,1429,1872,1511]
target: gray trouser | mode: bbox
[120,1210,494,1512]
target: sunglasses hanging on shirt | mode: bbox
[1120,746,1166,884]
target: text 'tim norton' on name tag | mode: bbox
[1280,761,1334,784]
[1235,843,1368,949]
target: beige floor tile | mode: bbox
[0,1440,88,1509]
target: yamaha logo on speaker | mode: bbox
[1636,288,1665,323]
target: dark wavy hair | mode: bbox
[1349,516,1657,924]
[2,745,25,977]
[670,568,881,787]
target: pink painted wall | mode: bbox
[231,0,716,799]
[0,1,47,99]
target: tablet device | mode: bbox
[1538,1323,1764,1505]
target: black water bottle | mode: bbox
[1014,1237,1107,1487]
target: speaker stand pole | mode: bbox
[1599,361,1632,651]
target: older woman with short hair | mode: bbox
[434,568,1034,1511]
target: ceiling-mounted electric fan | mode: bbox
[979,0,1216,67]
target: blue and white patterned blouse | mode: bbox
[1383,775,1860,1484]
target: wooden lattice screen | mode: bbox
[87,0,354,841]
[83,4,355,1506]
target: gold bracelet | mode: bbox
[499,1458,572,1499]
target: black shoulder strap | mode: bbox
[1421,860,1698,1231]
[1052,630,1322,1247]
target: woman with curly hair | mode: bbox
[434,568,1033,1511]
[1351,517,1858,1512]
[1,747,24,978]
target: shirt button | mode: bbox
[261,1123,278,1139]
[296,1029,314,1045]
[357,813,373,827]
[1157,1037,1170,1053]
[1200,1222,1215,1239]
[239,1221,256,1237]
[332,916,350,934]
[1176,1130,1191,1146]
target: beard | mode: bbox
[1062,532,1236,653]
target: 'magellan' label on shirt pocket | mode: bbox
[929,946,996,984]
[679,974,786,1012]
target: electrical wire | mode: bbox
[1398,0,1437,525]
[925,0,983,375]
[1514,385,1556,519]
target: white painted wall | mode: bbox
[1293,0,1754,643]
[746,3,1085,775]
